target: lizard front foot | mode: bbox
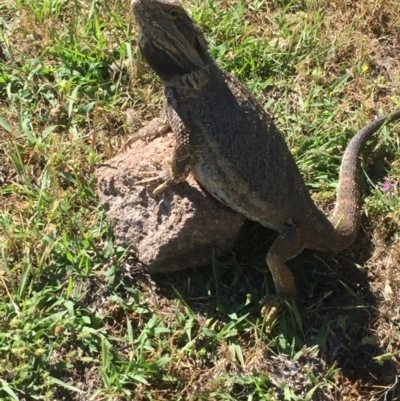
[119,116,170,153]
[133,169,185,195]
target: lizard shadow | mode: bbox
[145,218,397,395]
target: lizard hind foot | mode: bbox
[259,293,295,323]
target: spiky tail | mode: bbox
[329,110,400,251]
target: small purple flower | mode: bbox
[383,182,390,191]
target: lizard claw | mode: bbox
[259,293,294,322]
[153,180,171,195]
[119,136,139,153]
[133,170,183,195]
[133,170,167,188]
[119,117,170,154]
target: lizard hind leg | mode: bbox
[264,224,309,299]
[260,225,307,317]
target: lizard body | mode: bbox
[131,0,400,297]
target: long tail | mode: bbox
[329,110,400,251]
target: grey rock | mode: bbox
[96,132,246,273]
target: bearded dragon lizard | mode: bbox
[129,0,400,298]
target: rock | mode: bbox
[96,132,246,273]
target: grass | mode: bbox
[1,0,400,399]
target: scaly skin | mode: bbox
[131,0,400,298]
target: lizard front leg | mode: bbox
[119,113,170,153]
[134,104,191,195]
[152,106,192,194]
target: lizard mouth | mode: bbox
[192,34,208,64]
[193,35,202,52]
[193,36,203,58]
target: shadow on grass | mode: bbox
[133,219,399,399]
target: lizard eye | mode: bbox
[168,9,179,19]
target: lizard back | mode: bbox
[164,62,320,231]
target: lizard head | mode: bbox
[132,0,210,80]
